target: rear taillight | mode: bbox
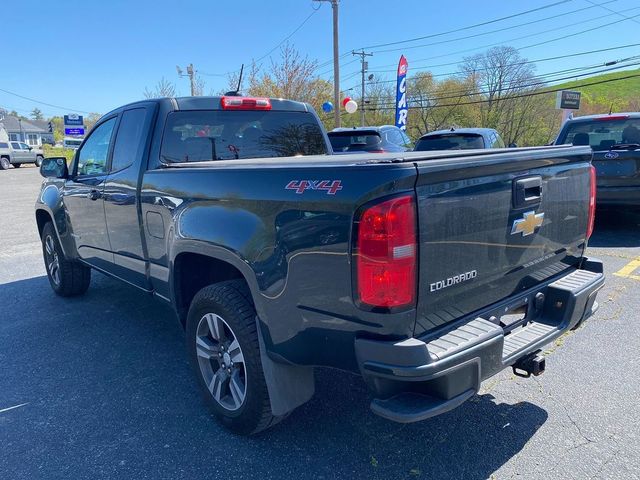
[587,165,596,239]
[221,96,272,110]
[355,194,417,309]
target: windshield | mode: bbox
[559,118,640,150]
[161,110,327,162]
[415,133,485,151]
[328,132,382,152]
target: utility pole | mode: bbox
[352,50,373,126]
[315,0,341,128]
[177,64,196,96]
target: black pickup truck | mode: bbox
[36,96,604,435]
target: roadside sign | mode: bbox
[64,114,84,126]
[64,127,85,136]
[556,90,581,110]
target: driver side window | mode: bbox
[76,117,117,176]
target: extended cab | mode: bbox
[35,96,604,434]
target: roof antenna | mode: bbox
[609,103,613,115]
[224,64,244,96]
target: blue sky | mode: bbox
[2,0,639,117]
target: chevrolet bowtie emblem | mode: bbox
[511,211,544,237]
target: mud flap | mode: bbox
[256,317,315,416]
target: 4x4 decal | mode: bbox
[285,180,343,195]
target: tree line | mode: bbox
[141,43,636,147]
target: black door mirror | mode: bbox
[40,157,69,179]
[28,146,33,151]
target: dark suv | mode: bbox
[555,113,640,208]
[328,125,413,153]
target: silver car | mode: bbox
[0,141,42,169]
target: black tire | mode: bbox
[41,222,91,296]
[13,163,21,168]
[36,156,44,167]
[0,157,9,170]
[186,280,279,435]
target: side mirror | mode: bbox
[28,146,33,151]
[508,143,518,148]
[40,157,69,179]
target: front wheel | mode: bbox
[36,156,43,167]
[0,157,9,170]
[186,280,279,435]
[41,222,91,296]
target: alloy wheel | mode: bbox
[195,313,247,411]
[44,235,60,286]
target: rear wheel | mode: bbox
[41,222,91,296]
[186,280,279,435]
[13,163,21,168]
[0,157,9,170]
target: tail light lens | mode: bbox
[587,165,596,239]
[355,195,417,309]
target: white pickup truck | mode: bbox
[0,141,44,170]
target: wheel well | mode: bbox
[173,252,247,327]
[35,209,53,238]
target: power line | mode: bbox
[371,0,619,55]
[367,42,640,76]
[370,8,640,70]
[365,72,640,111]
[586,0,640,25]
[0,87,93,114]
[360,0,574,50]
[199,4,322,77]
[368,61,640,107]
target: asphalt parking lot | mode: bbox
[1,166,639,480]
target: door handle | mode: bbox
[87,189,101,201]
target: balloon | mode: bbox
[322,101,333,113]
[345,99,358,114]
[342,97,351,108]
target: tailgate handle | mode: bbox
[513,176,542,207]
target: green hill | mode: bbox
[547,68,640,111]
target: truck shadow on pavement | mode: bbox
[1,274,547,480]
[588,209,640,247]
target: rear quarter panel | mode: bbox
[140,160,417,370]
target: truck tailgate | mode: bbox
[412,146,593,336]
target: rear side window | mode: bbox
[11,142,21,149]
[111,108,148,172]
[328,132,382,152]
[0,142,8,148]
[559,118,640,150]
[415,133,485,151]
[161,110,327,162]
